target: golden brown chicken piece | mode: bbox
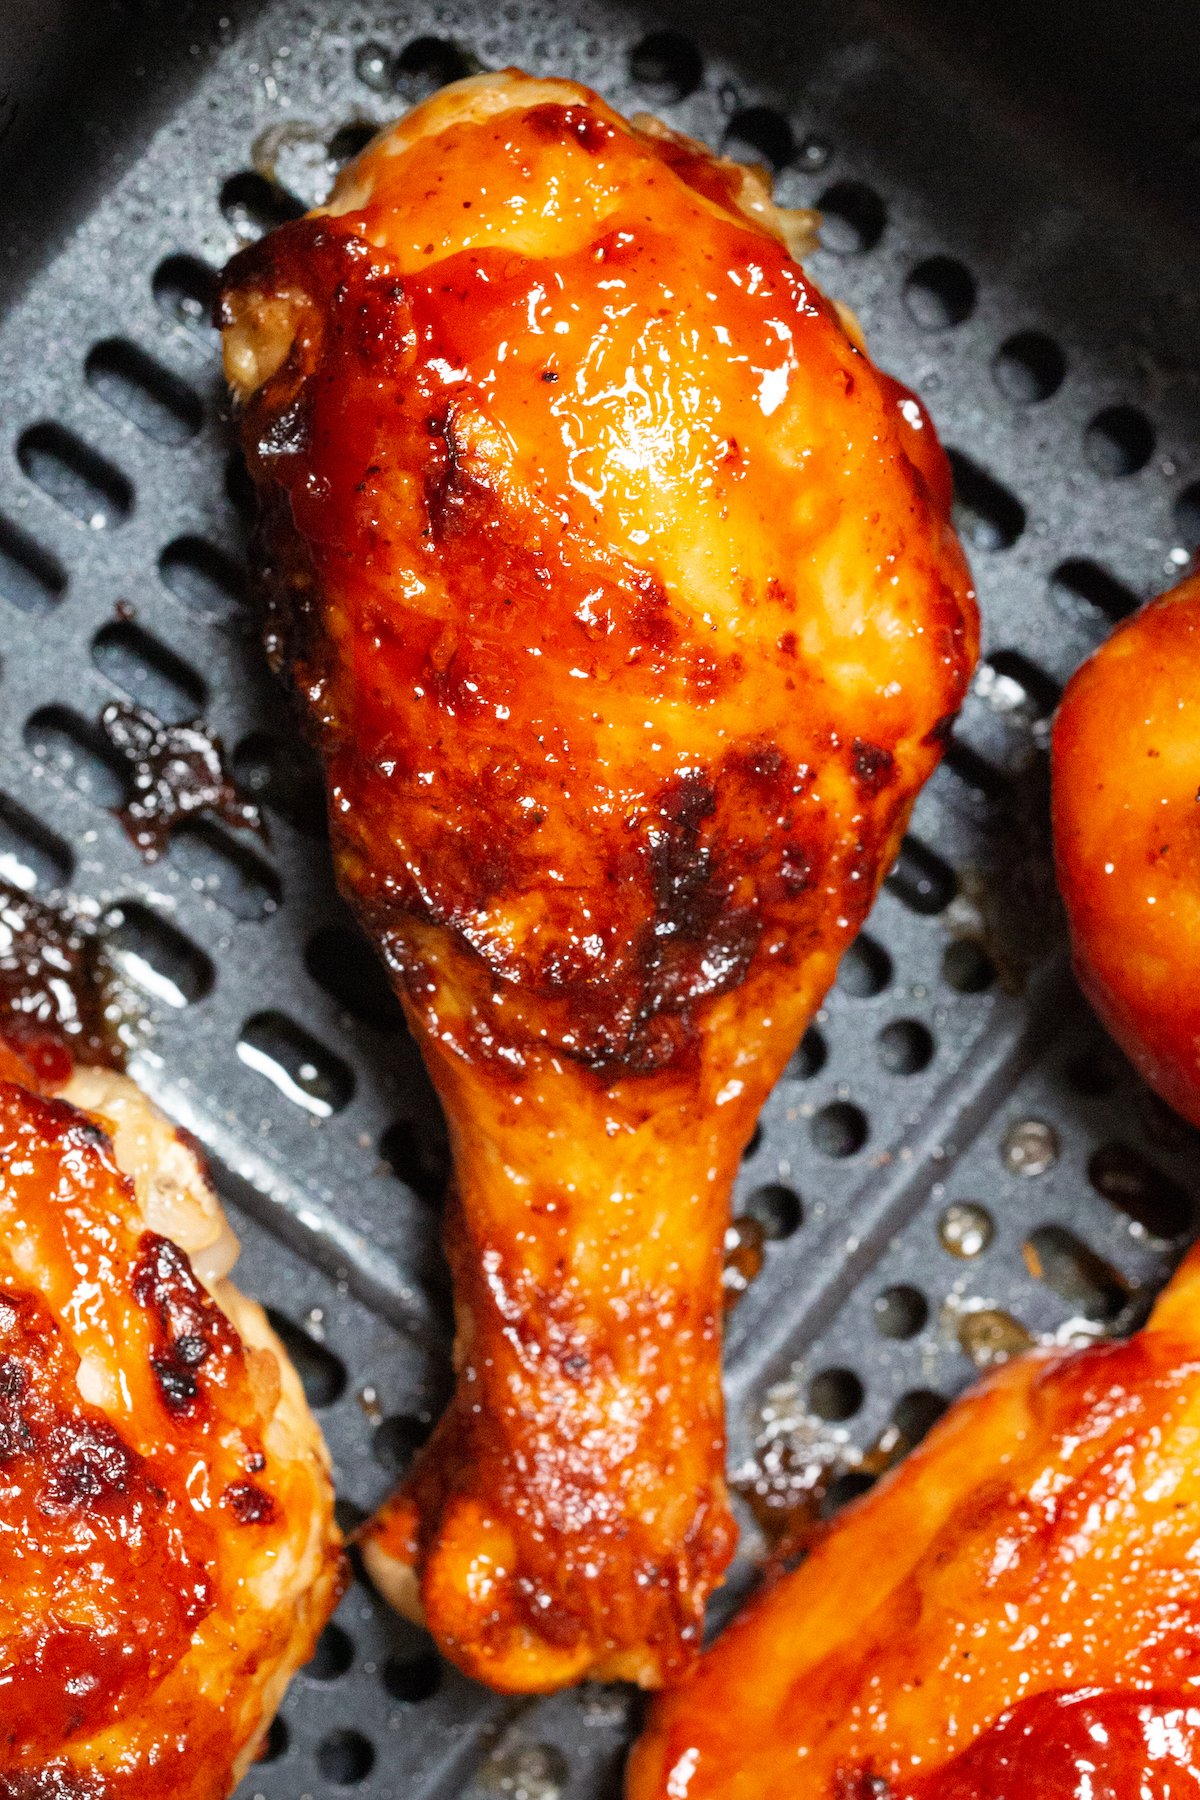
[1054,574,1200,1126]
[630,1243,1200,1797]
[219,69,976,1694]
[0,1035,342,1797]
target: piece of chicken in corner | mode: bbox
[0,1037,343,1798]
[1053,571,1200,1127]
[218,69,977,1694]
[629,1241,1200,1798]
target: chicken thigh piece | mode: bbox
[0,1038,342,1797]
[1053,573,1200,1125]
[629,1243,1200,1799]
[220,69,977,1693]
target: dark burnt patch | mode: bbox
[526,103,616,154]
[851,738,895,795]
[39,1418,136,1520]
[223,1479,278,1525]
[0,1767,107,1799]
[131,1233,234,1418]
[100,702,261,862]
[0,1347,36,1462]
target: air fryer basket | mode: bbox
[1,0,1199,1793]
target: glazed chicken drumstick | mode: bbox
[220,69,976,1693]
[0,1026,341,1795]
[1054,573,1200,1126]
[629,1241,1200,1798]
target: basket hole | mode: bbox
[1050,557,1139,624]
[255,1715,289,1764]
[1024,1224,1131,1322]
[938,1200,994,1258]
[886,836,956,915]
[169,820,280,920]
[992,330,1066,403]
[225,448,257,522]
[84,340,202,445]
[817,180,885,254]
[742,1182,802,1240]
[1174,481,1200,552]
[904,256,975,328]
[233,731,326,837]
[159,537,246,621]
[220,169,305,237]
[1085,404,1154,478]
[372,1413,433,1476]
[0,795,72,892]
[873,1283,928,1339]
[152,253,219,341]
[1065,1047,1124,1096]
[877,1018,934,1075]
[723,106,794,172]
[265,1309,348,1407]
[983,649,1060,718]
[328,120,378,165]
[305,923,405,1031]
[23,706,130,808]
[742,1120,763,1160]
[1088,1143,1193,1241]
[1001,1117,1059,1177]
[92,621,205,725]
[0,515,65,614]
[837,932,891,998]
[820,1469,875,1515]
[102,903,213,1008]
[379,1119,449,1206]
[942,738,1012,809]
[303,1621,355,1681]
[1138,1087,1199,1154]
[17,424,132,530]
[316,1729,376,1787]
[808,1366,863,1422]
[942,938,994,993]
[354,41,393,90]
[893,1388,947,1446]
[946,449,1025,551]
[788,1025,827,1079]
[811,1101,867,1158]
[382,1649,443,1703]
[628,29,703,101]
[238,1012,353,1117]
[394,36,477,100]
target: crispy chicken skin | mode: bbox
[630,1243,1200,1798]
[1053,574,1200,1126]
[0,1041,342,1798]
[219,69,976,1693]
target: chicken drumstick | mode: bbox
[0,1034,342,1796]
[1054,572,1200,1126]
[220,70,976,1693]
[629,1242,1200,1798]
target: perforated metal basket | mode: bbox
[1,1,1199,1794]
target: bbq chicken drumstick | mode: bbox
[0,1034,341,1796]
[1054,573,1200,1126]
[220,69,976,1693]
[629,1240,1200,1797]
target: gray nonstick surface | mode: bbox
[1,2,1199,1795]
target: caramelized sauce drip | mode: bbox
[0,885,122,1082]
[722,1215,765,1309]
[101,702,261,861]
[735,1415,917,1565]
